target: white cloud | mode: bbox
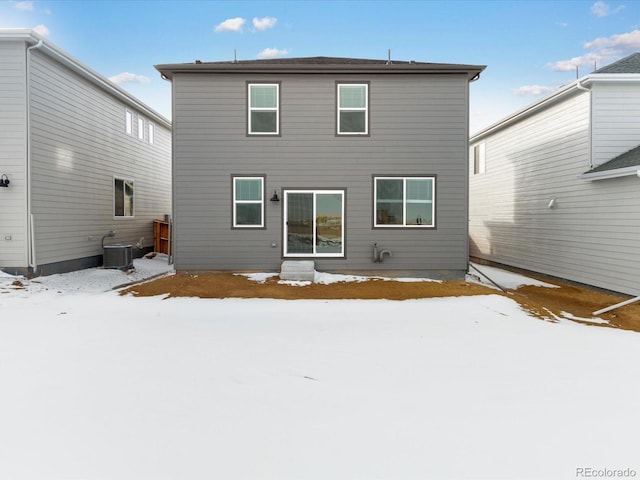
[15,1,34,11]
[548,52,602,72]
[512,85,557,97]
[257,48,290,59]
[252,16,277,31]
[590,1,610,17]
[548,29,640,72]
[590,0,624,17]
[584,29,640,51]
[109,72,151,85]
[32,24,49,37]
[215,17,246,33]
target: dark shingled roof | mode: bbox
[156,56,486,80]
[595,52,640,73]
[197,56,424,65]
[586,144,640,174]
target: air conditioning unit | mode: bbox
[103,244,133,269]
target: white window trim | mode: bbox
[374,176,435,228]
[125,110,133,136]
[233,176,265,228]
[283,189,345,258]
[337,83,369,135]
[113,176,135,219]
[248,83,280,135]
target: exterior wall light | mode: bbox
[270,190,280,202]
[0,174,9,187]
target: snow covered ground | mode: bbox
[1,256,639,479]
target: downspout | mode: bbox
[465,73,479,269]
[25,39,43,273]
[576,79,593,169]
[468,262,509,294]
[593,295,640,316]
[160,71,175,266]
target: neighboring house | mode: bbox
[469,53,640,296]
[155,56,485,278]
[0,29,171,276]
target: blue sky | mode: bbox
[2,0,639,133]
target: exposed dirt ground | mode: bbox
[121,271,640,333]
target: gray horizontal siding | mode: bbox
[0,41,28,269]
[28,49,171,268]
[173,72,470,275]
[470,90,640,296]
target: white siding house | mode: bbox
[469,53,640,296]
[0,29,171,276]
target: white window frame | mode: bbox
[337,83,369,135]
[125,110,133,136]
[148,123,155,144]
[374,176,435,228]
[473,142,486,175]
[113,176,135,219]
[248,83,280,135]
[137,117,145,140]
[232,176,265,228]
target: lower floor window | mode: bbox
[374,176,435,227]
[233,176,265,227]
[284,190,344,257]
[114,177,134,217]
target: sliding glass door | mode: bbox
[284,190,344,257]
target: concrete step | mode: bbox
[280,260,315,282]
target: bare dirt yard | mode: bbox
[122,270,640,333]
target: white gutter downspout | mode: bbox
[575,79,593,169]
[593,296,640,316]
[26,39,43,273]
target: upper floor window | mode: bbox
[114,177,134,218]
[125,110,133,136]
[138,117,145,140]
[248,83,279,135]
[337,83,369,135]
[374,176,435,228]
[473,142,486,174]
[233,176,265,227]
[148,123,155,144]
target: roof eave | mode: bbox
[471,72,640,141]
[1,28,171,128]
[580,165,640,181]
[583,73,640,83]
[471,79,585,142]
[154,62,485,81]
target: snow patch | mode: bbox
[239,271,444,286]
[237,272,279,283]
[469,262,558,290]
[0,254,173,295]
[561,311,609,324]
[1,256,638,480]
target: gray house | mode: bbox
[155,56,484,278]
[0,29,171,276]
[469,53,640,296]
